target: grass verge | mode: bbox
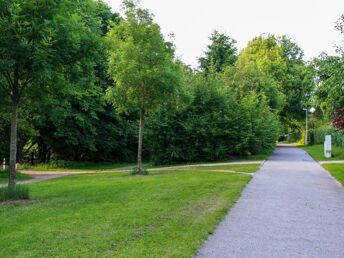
[18,162,134,172]
[302,144,344,161]
[0,170,251,257]
[173,164,260,173]
[0,170,32,184]
[323,164,344,186]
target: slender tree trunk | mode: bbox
[137,108,145,172]
[8,101,18,191]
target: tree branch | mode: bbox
[0,68,14,88]
[18,74,32,99]
[0,81,11,97]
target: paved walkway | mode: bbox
[0,174,69,188]
[197,147,344,258]
[0,161,263,188]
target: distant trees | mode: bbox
[199,31,237,74]
[0,0,323,177]
[106,1,182,173]
[228,35,313,141]
[313,15,344,130]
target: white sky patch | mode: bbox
[103,0,344,68]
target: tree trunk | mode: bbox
[8,101,18,191]
[137,108,145,172]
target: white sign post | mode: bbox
[324,135,332,158]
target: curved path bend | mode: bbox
[197,147,344,258]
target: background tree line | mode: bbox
[3,0,340,179]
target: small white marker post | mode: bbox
[2,158,5,170]
[324,135,332,158]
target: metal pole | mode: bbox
[305,109,308,145]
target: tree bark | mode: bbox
[8,101,18,191]
[137,108,145,172]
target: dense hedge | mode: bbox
[310,126,344,147]
[145,76,279,164]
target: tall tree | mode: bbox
[106,0,182,174]
[313,15,344,130]
[232,35,287,113]
[199,31,237,74]
[0,0,105,190]
[233,35,313,140]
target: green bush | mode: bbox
[310,126,344,148]
[146,76,279,164]
[0,186,30,202]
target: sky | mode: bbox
[103,0,344,68]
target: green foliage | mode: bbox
[146,74,279,164]
[226,63,286,112]
[313,54,344,124]
[240,93,280,154]
[106,1,182,113]
[199,31,237,73]
[106,1,183,170]
[312,15,344,130]
[0,185,29,202]
[0,1,314,168]
[310,126,344,148]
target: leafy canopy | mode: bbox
[199,31,237,74]
[106,0,182,113]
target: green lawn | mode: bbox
[323,164,344,186]
[0,171,32,184]
[302,144,344,161]
[0,170,251,257]
[176,164,260,173]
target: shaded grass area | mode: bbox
[18,153,267,173]
[0,170,32,184]
[174,164,260,173]
[323,164,344,186]
[19,162,134,172]
[0,185,30,202]
[302,144,344,161]
[0,170,251,257]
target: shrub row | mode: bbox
[310,126,344,148]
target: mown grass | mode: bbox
[0,185,30,202]
[0,170,251,257]
[0,170,32,184]
[302,144,344,161]
[323,164,344,186]
[19,162,134,172]
[174,164,261,173]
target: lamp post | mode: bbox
[303,108,308,145]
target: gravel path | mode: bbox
[0,174,68,188]
[196,147,344,258]
[0,160,262,188]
